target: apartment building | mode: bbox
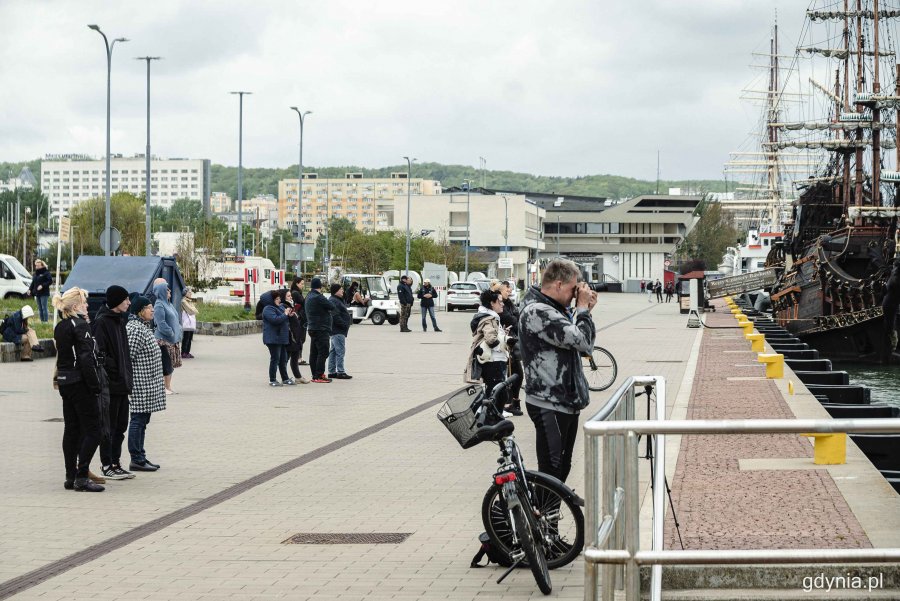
[210,192,232,213]
[40,154,211,218]
[277,173,442,243]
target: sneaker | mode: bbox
[311,376,331,383]
[185,352,194,359]
[64,479,74,490]
[327,373,340,379]
[102,465,130,480]
[297,377,311,384]
[88,470,106,484]
[144,459,160,469]
[20,357,33,362]
[33,345,46,353]
[508,406,523,417]
[434,328,442,332]
[283,379,297,386]
[269,381,283,387]
[129,461,158,472]
[336,373,353,379]
[113,465,135,479]
[73,477,104,492]
[502,410,513,418]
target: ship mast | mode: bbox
[843,0,852,209]
[855,0,865,211]
[767,18,781,226]
[872,0,882,208]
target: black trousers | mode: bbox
[526,403,580,483]
[308,330,330,378]
[481,361,509,413]
[508,357,524,405]
[181,331,194,354]
[100,394,129,467]
[60,383,102,479]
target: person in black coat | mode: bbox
[396,275,414,332]
[53,287,105,492]
[497,280,524,416]
[27,259,53,322]
[417,279,441,332]
[305,278,338,382]
[327,284,353,379]
[91,285,135,481]
[288,277,309,372]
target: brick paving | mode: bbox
[0,294,698,600]
[664,304,872,551]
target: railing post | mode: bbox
[602,433,615,601]
[625,430,641,599]
[586,431,599,601]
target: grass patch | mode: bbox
[0,297,54,340]
[196,302,257,323]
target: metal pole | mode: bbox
[231,91,252,256]
[557,215,561,257]
[324,181,330,274]
[137,56,160,256]
[403,156,416,275]
[280,233,284,271]
[290,108,311,274]
[465,182,470,280]
[585,430,599,601]
[625,431,640,599]
[503,195,509,277]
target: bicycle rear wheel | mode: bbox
[510,501,551,594]
[583,346,617,392]
[482,471,584,569]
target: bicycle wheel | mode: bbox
[482,471,585,569]
[510,501,551,594]
[583,346,617,392]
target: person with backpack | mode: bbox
[305,278,338,383]
[27,259,53,322]
[518,259,597,483]
[1,305,44,361]
[53,287,105,492]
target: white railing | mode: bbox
[583,384,900,601]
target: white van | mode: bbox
[0,254,32,299]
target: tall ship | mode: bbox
[768,0,900,364]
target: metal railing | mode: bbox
[584,376,667,601]
[583,384,900,601]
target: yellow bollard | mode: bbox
[788,380,794,395]
[757,353,784,378]
[746,332,765,352]
[799,433,847,465]
[738,320,754,336]
[731,308,742,315]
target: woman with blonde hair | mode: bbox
[53,287,105,492]
[28,258,54,322]
[180,288,198,359]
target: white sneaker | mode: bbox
[502,411,513,418]
[102,465,131,480]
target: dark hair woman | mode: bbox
[289,278,308,372]
[464,289,512,415]
[53,287,105,492]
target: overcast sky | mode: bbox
[0,0,804,181]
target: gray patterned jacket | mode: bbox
[518,286,596,414]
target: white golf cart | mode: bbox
[340,273,400,326]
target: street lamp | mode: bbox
[462,179,474,280]
[136,56,161,256]
[290,107,311,273]
[230,91,252,256]
[403,156,417,275]
[88,24,129,256]
[501,194,509,275]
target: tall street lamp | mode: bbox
[501,194,509,276]
[136,55,161,256]
[88,24,128,256]
[290,107,311,273]
[403,156,417,275]
[462,178,474,280]
[230,91,252,256]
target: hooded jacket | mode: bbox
[517,286,596,413]
[1,309,29,343]
[261,294,290,345]
[463,307,509,383]
[92,305,133,395]
[397,281,414,305]
[328,294,352,337]
[152,281,182,344]
[305,288,337,333]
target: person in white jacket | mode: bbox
[464,289,513,417]
[181,288,198,359]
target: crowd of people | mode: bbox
[640,278,676,303]
[51,278,187,492]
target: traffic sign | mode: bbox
[664,259,671,267]
[99,227,121,254]
[58,217,71,243]
[498,257,513,269]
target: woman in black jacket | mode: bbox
[28,259,53,322]
[496,280,524,415]
[289,278,309,370]
[53,287,105,492]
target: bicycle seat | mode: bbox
[475,419,515,442]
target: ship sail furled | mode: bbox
[766,0,900,364]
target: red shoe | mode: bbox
[311,375,332,383]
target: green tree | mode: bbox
[675,199,739,269]
[69,193,147,256]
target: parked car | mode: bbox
[447,281,484,311]
[0,254,32,299]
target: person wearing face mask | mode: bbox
[518,259,597,483]
[53,287,105,492]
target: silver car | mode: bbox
[447,282,482,311]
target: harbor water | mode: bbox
[842,364,900,409]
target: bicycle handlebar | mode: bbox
[475,374,522,428]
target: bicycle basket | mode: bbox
[437,385,487,449]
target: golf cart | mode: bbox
[340,273,400,326]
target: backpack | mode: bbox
[470,532,512,568]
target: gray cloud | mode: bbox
[0,0,809,180]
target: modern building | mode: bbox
[40,154,211,219]
[0,167,37,193]
[393,189,546,282]
[210,192,232,214]
[517,191,702,291]
[277,173,442,243]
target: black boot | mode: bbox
[73,477,105,492]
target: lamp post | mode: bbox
[230,91,252,256]
[403,156,417,275]
[462,178,474,280]
[501,194,509,277]
[136,56,161,256]
[88,25,128,257]
[290,107,311,273]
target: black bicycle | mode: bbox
[583,346,617,392]
[438,375,585,595]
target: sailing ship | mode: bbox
[768,0,900,364]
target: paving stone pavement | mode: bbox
[0,294,697,600]
[664,305,872,551]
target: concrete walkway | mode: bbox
[0,294,697,600]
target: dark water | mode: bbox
[841,364,900,408]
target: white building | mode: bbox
[40,154,211,219]
[0,167,37,193]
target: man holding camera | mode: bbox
[518,259,597,483]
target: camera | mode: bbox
[579,281,607,292]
